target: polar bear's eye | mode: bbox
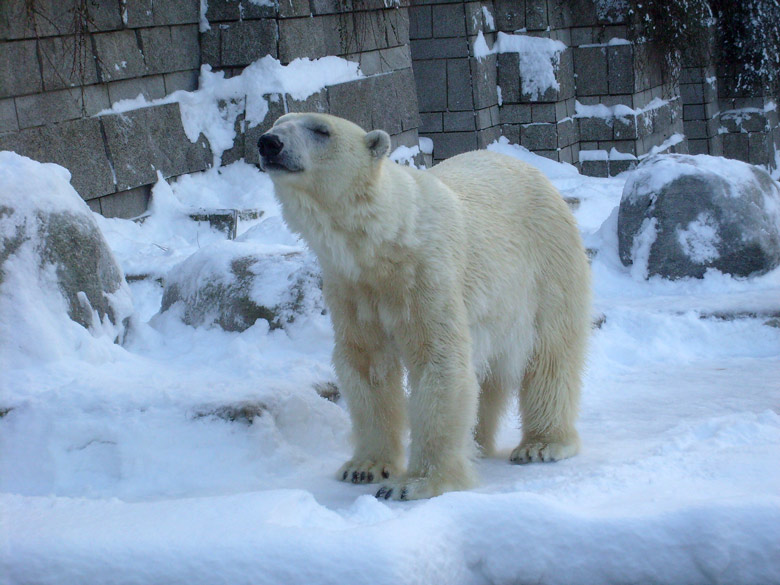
[310,125,330,137]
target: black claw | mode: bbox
[384,488,393,500]
[367,472,374,482]
[351,471,359,483]
[376,487,387,499]
[382,468,390,479]
[342,471,348,480]
[400,487,408,500]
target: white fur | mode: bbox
[261,113,591,500]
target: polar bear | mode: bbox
[258,113,591,500]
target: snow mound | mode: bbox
[0,152,133,368]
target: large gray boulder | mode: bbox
[159,238,323,332]
[0,152,132,344]
[618,154,780,279]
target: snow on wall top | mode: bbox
[474,31,566,100]
[99,56,363,167]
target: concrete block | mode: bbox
[99,185,150,219]
[578,117,613,141]
[222,19,277,65]
[82,84,111,116]
[393,68,421,132]
[141,25,201,74]
[557,49,575,100]
[0,40,42,98]
[531,103,556,124]
[613,116,637,140]
[684,120,708,140]
[557,117,578,147]
[477,126,501,149]
[571,27,594,46]
[409,5,433,39]
[444,111,475,132]
[607,44,633,95]
[608,158,635,175]
[15,87,83,128]
[574,46,608,96]
[287,88,328,114]
[199,27,221,67]
[370,71,414,135]
[413,59,447,112]
[4,0,73,38]
[581,159,608,177]
[39,35,99,91]
[0,0,35,40]
[680,83,704,105]
[500,123,520,144]
[107,75,166,104]
[748,132,770,166]
[94,30,146,82]
[277,0,312,18]
[492,0,524,31]
[687,138,709,155]
[205,0,241,22]
[410,37,469,59]
[521,123,557,150]
[101,102,211,191]
[353,51,380,76]
[279,16,330,62]
[153,0,200,25]
[470,54,498,109]
[326,77,373,131]
[525,0,548,31]
[497,52,520,104]
[475,107,493,131]
[164,69,199,94]
[420,112,442,133]
[499,103,532,125]
[429,130,477,160]
[124,0,154,28]
[87,0,123,32]
[448,58,473,111]
[0,98,18,132]
[379,45,413,72]
[683,104,705,121]
[0,116,116,199]
[432,3,465,38]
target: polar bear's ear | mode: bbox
[365,129,391,159]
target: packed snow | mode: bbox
[474,31,566,100]
[2,144,780,584]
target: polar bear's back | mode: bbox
[423,149,590,381]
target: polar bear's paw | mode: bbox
[510,438,579,464]
[375,477,438,501]
[337,459,399,484]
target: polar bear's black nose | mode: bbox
[258,133,283,158]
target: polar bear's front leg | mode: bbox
[376,307,479,500]
[332,324,406,485]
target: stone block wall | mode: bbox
[408,0,687,174]
[0,0,419,218]
[0,0,204,217]
[203,0,420,168]
[409,0,501,160]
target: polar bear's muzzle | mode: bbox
[257,132,303,173]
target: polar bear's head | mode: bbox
[257,113,391,196]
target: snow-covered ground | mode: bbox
[2,140,779,584]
